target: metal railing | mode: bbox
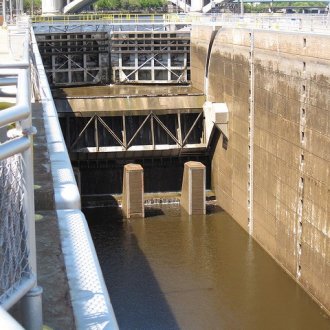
[0,16,42,330]
[30,12,330,33]
[32,13,167,24]
[31,17,119,329]
[172,13,330,32]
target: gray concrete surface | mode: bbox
[191,25,330,314]
[33,102,75,330]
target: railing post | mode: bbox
[17,36,43,330]
[21,286,43,330]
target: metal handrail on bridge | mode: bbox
[31,12,330,33]
[32,13,167,24]
[176,13,330,32]
[31,18,119,329]
[0,17,42,329]
[0,14,119,330]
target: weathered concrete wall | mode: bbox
[191,25,330,312]
[190,25,214,92]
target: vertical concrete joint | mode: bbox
[296,57,307,278]
[180,161,206,215]
[248,30,255,235]
[122,164,144,219]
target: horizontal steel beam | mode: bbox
[0,136,31,161]
[1,276,36,310]
[0,77,17,86]
[0,104,30,128]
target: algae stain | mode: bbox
[42,325,54,330]
[35,214,44,222]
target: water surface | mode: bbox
[84,204,329,330]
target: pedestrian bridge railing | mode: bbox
[0,16,43,329]
[31,15,119,329]
[31,12,330,33]
[32,13,167,24]
[172,13,330,33]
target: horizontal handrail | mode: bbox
[0,34,31,131]
[31,27,81,210]
[31,26,119,328]
[32,13,166,24]
[57,210,119,329]
[187,13,330,32]
[1,276,36,311]
[0,136,30,161]
[0,17,39,320]
[0,104,30,129]
[0,307,25,329]
[0,77,17,86]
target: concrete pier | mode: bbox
[180,161,206,215]
[122,164,145,219]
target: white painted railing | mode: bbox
[0,17,43,330]
[214,14,330,32]
[1,13,119,329]
[169,13,330,33]
[31,17,119,330]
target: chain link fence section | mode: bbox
[0,154,31,305]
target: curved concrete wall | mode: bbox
[191,25,330,313]
[63,0,95,14]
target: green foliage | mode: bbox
[0,102,15,131]
[23,0,42,12]
[0,102,14,110]
[95,0,120,10]
[94,0,166,10]
[275,1,327,6]
[244,1,328,12]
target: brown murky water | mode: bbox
[84,204,329,330]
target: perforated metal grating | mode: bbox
[0,154,31,305]
[57,209,118,329]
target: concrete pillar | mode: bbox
[122,164,144,219]
[42,0,64,14]
[180,161,206,215]
[190,0,204,12]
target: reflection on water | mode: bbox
[84,205,329,330]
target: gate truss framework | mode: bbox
[110,30,190,84]
[35,29,190,86]
[60,111,206,159]
[36,32,109,86]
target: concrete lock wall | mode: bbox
[191,26,330,312]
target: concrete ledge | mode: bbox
[31,28,119,328]
[31,28,80,210]
[57,210,118,330]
